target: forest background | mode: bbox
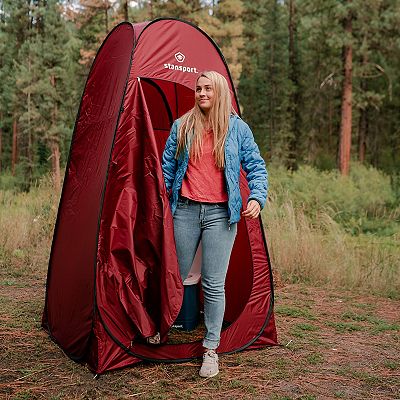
[0,0,399,296]
[1,0,400,187]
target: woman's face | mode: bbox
[195,76,215,115]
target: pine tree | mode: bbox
[297,0,341,168]
[338,0,353,176]
[2,0,400,184]
[239,0,289,161]
[352,0,399,169]
[286,0,302,170]
[0,0,32,180]
[73,0,114,70]
[209,0,244,87]
[12,0,81,189]
[298,0,400,173]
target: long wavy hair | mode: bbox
[175,71,236,169]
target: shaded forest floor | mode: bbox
[1,269,399,400]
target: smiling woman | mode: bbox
[161,70,269,378]
[196,76,215,113]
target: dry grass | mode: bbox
[0,175,58,278]
[1,173,399,298]
[263,199,400,298]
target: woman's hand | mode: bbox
[242,199,261,219]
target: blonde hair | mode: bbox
[175,71,235,169]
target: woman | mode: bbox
[162,71,268,378]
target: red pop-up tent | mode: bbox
[42,18,277,374]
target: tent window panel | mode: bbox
[141,79,173,129]
[141,79,173,161]
[141,79,196,161]
[149,79,194,121]
[176,83,194,117]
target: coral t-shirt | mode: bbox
[181,131,228,203]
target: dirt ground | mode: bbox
[0,274,399,400]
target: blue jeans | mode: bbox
[173,197,237,350]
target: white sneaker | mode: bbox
[199,350,219,378]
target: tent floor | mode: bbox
[166,318,232,345]
[167,323,206,344]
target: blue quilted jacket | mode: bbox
[162,114,268,224]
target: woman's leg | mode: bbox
[173,199,202,282]
[200,204,237,350]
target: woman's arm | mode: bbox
[162,120,179,193]
[239,121,268,209]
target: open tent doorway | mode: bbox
[140,77,254,326]
[140,78,193,159]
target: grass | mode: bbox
[263,198,400,298]
[0,175,57,284]
[290,323,319,338]
[262,164,400,298]
[370,321,400,333]
[325,321,366,333]
[275,305,316,320]
[1,165,399,298]
[1,280,399,399]
[340,310,400,333]
[294,323,318,331]
[335,365,384,386]
[383,361,398,370]
[0,167,400,399]
[306,352,324,365]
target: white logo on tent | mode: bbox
[174,52,185,63]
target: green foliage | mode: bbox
[240,0,400,173]
[240,0,290,160]
[146,0,244,85]
[269,163,399,235]
[0,170,27,191]
[264,164,399,297]
[1,0,400,186]
[275,305,316,320]
[0,0,81,189]
[325,321,365,333]
[306,352,324,365]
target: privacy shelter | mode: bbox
[42,18,278,374]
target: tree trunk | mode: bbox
[123,0,128,21]
[328,98,333,147]
[338,5,352,176]
[27,57,33,184]
[358,106,367,163]
[12,117,18,176]
[51,141,61,192]
[269,38,275,157]
[0,118,2,174]
[105,0,109,33]
[358,54,368,163]
[149,0,154,19]
[50,74,61,190]
[287,0,301,170]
